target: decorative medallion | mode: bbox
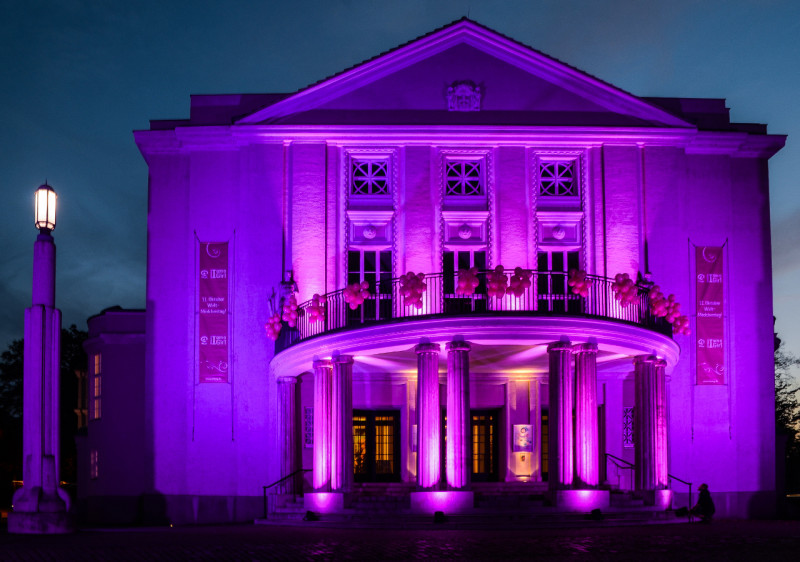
[447,81,481,112]
[458,224,473,240]
[552,225,566,240]
[363,224,377,240]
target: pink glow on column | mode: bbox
[634,355,661,491]
[312,360,332,490]
[330,355,353,492]
[574,343,599,487]
[277,376,299,494]
[655,359,669,488]
[416,343,441,489]
[548,341,574,490]
[446,341,471,489]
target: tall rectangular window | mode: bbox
[537,250,580,312]
[444,250,487,313]
[539,160,577,197]
[347,249,392,321]
[91,353,102,420]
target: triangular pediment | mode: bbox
[237,19,691,128]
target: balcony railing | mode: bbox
[275,270,672,352]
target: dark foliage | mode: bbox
[0,325,87,506]
[775,342,800,493]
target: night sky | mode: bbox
[2,1,799,362]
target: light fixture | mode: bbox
[34,183,57,232]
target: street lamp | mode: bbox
[34,183,57,232]
[8,183,73,534]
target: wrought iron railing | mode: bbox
[262,468,312,519]
[275,270,672,352]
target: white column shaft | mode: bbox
[446,341,471,490]
[416,343,441,489]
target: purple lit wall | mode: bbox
[85,20,786,523]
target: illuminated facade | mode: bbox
[83,20,784,523]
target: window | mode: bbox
[91,353,102,420]
[347,249,392,322]
[539,161,577,196]
[536,250,581,312]
[351,159,389,195]
[353,410,400,482]
[623,407,634,448]
[90,449,98,479]
[445,160,483,196]
[304,407,314,449]
[541,410,549,481]
[443,250,487,313]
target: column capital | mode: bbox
[547,341,572,353]
[633,354,658,367]
[655,358,667,369]
[415,342,441,355]
[446,341,471,353]
[277,375,298,385]
[313,359,332,370]
[332,354,353,365]
[572,343,598,354]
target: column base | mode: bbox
[409,491,475,514]
[8,511,75,534]
[641,489,673,509]
[549,489,610,511]
[304,492,351,513]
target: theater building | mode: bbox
[78,19,784,523]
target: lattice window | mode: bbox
[351,160,389,195]
[445,160,483,196]
[623,407,634,448]
[540,161,576,196]
[304,407,313,449]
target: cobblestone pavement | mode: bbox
[2,520,800,561]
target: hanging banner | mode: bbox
[695,246,724,385]
[199,242,229,383]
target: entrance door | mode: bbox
[472,410,499,482]
[353,410,401,482]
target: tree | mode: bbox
[0,325,88,506]
[775,327,800,494]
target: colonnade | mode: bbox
[276,343,668,495]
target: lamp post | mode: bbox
[9,183,74,533]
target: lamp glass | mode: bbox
[34,184,57,231]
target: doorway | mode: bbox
[353,410,401,482]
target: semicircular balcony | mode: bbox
[271,270,679,377]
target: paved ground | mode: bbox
[2,519,800,560]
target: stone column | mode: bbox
[330,355,354,492]
[548,342,574,490]
[446,341,471,490]
[416,343,441,489]
[654,359,669,489]
[10,231,72,533]
[574,343,599,487]
[634,355,659,491]
[312,359,332,490]
[277,376,300,494]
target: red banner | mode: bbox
[696,246,724,385]
[199,242,229,383]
